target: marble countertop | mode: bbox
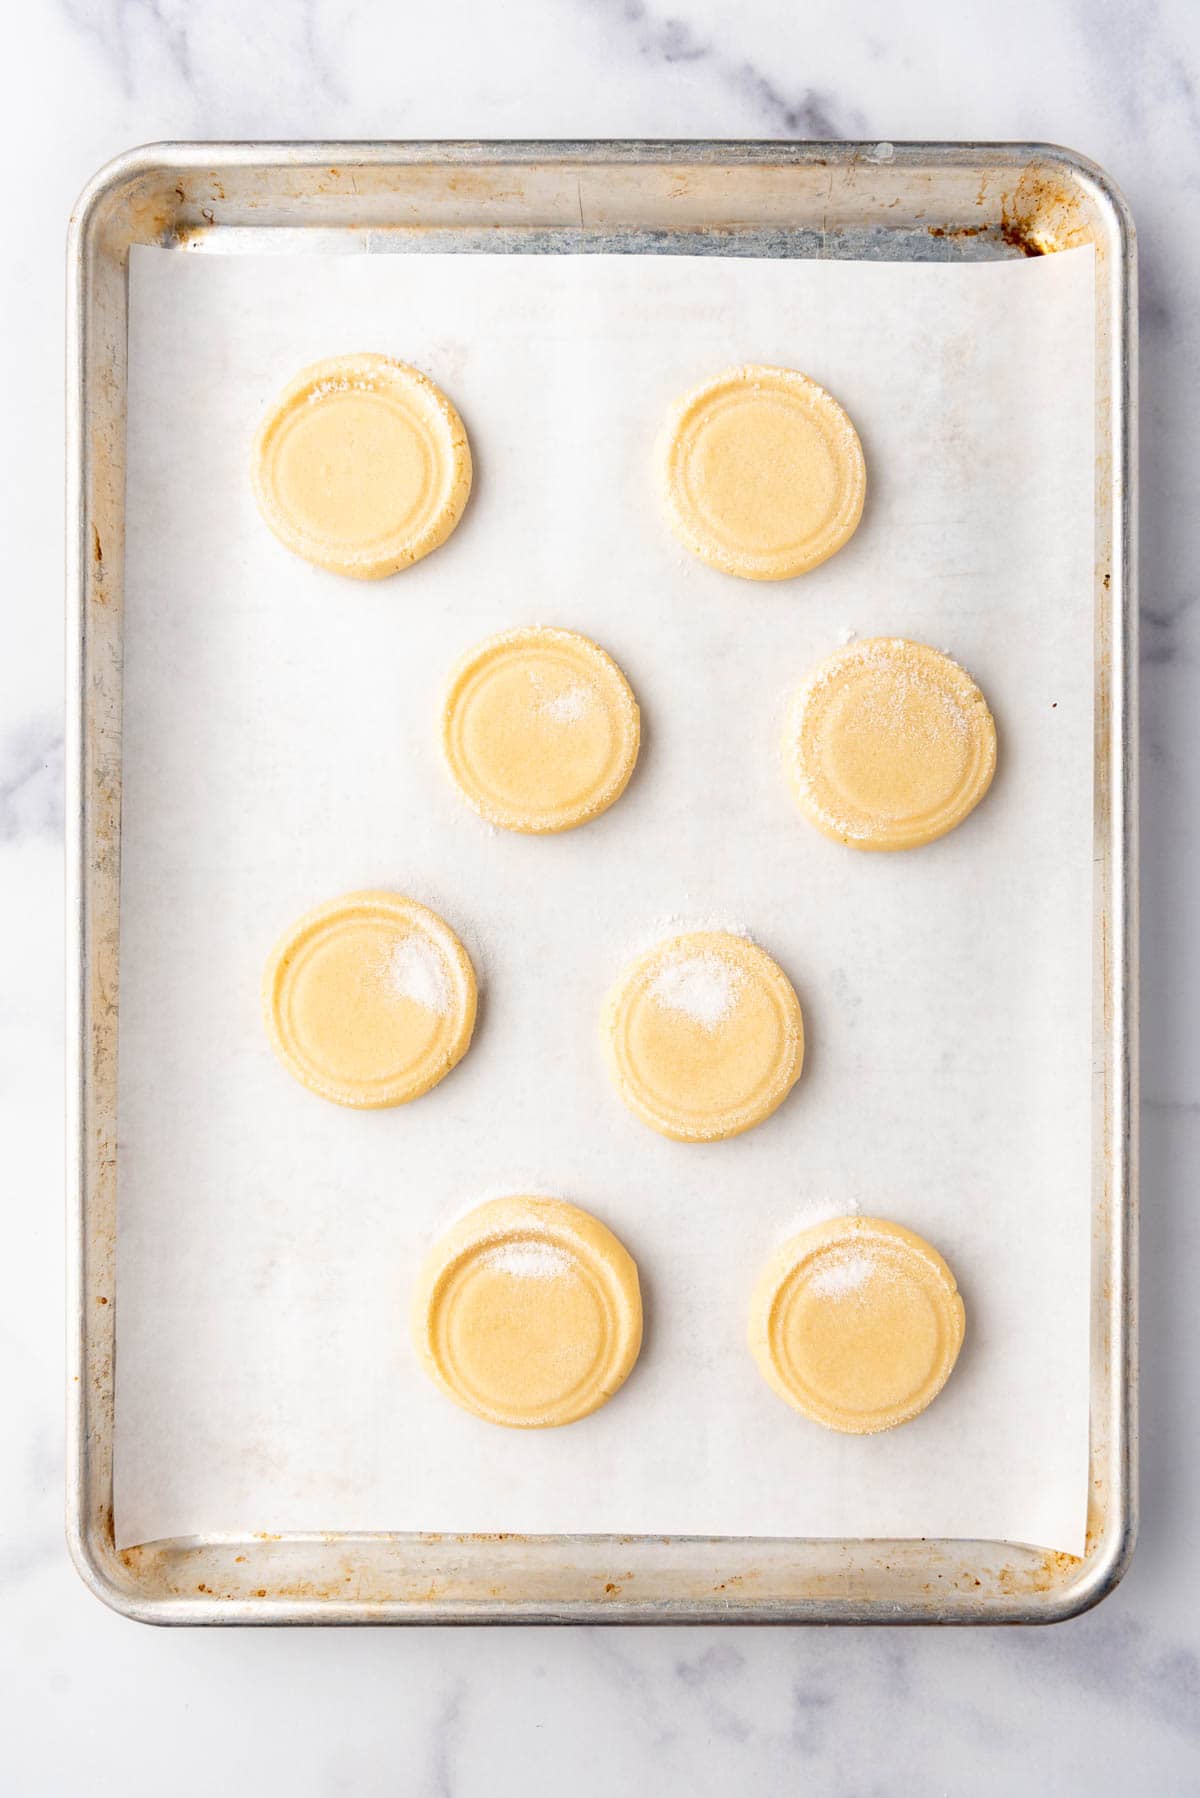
[4,0,1198,1790]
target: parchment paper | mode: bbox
[115,243,1095,1554]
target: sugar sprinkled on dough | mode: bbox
[789,638,992,844]
[306,374,383,400]
[382,932,451,1015]
[539,683,593,724]
[810,1250,878,1298]
[820,642,971,750]
[650,951,744,1030]
[482,1240,576,1280]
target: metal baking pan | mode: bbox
[66,140,1137,1624]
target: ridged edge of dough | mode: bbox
[660,363,866,581]
[440,625,642,834]
[262,888,478,1108]
[412,1195,643,1428]
[784,636,998,851]
[748,1214,966,1433]
[251,352,473,580]
[603,929,805,1142]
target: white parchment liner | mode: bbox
[115,245,1094,1553]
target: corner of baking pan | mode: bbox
[890,140,1132,264]
[1012,141,1136,246]
[1007,1492,1138,1628]
[65,1508,170,1627]
[69,143,182,258]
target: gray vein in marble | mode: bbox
[787,1682,834,1756]
[1070,1,1200,683]
[430,1681,466,1798]
[60,0,193,102]
[0,718,63,843]
[675,1643,751,1742]
[293,0,349,107]
[729,65,856,140]
[585,1632,680,1751]
[591,0,866,139]
[1142,594,1197,666]
[1140,276,1173,339]
[868,1629,914,1700]
[1013,1610,1200,1742]
[669,1638,841,1761]
[1082,0,1200,140]
[58,0,347,120]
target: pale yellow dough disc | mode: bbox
[662,364,866,580]
[252,353,472,579]
[786,637,998,851]
[263,890,477,1108]
[413,1196,643,1429]
[748,1216,966,1434]
[604,930,804,1143]
[441,626,641,833]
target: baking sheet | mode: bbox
[114,243,1095,1555]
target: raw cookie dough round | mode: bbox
[263,890,477,1108]
[413,1196,643,1428]
[748,1216,966,1434]
[441,626,641,833]
[661,365,866,580]
[252,353,472,579]
[604,930,804,1143]
[786,637,997,851]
